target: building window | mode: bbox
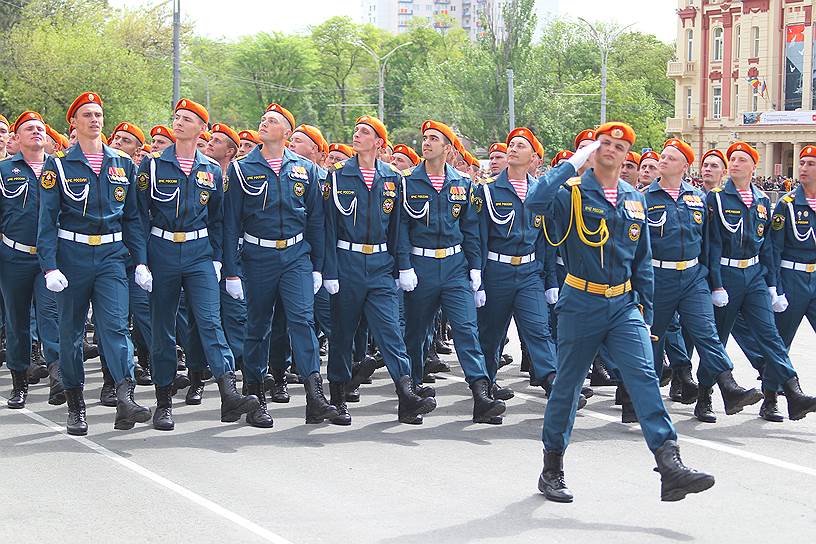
[713,86,722,119]
[713,27,724,61]
[735,25,741,55]
[752,85,759,111]
[686,88,693,119]
[751,26,760,57]
[686,29,694,61]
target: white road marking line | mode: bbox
[14,406,295,544]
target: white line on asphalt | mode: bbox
[14,406,295,544]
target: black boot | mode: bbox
[185,370,205,405]
[176,346,187,371]
[217,371,260,422]
[170,373,190,395]
[421,366,436,383]
[659,359,672,387]
[759,391,784,422]
[589,358,616,386]
[344,383,361,402]
[471,378,505,424]
[269,368,290,403]
[396,375,436,424]
[693,386,716,423]
[414,383,436,398]
[152,385,175,431]
[499,353,513,368]
[135,364,153,386]
[537,450,573,503]
[425,348,451,374]
[245,382,274,428]
[346,355,382,391]
[520,345,531,374]
[114,378,152,430]
[99,363,117,407]
[543,372,587,410]
[620,385,638,423]
[329,382,352,426]
[82,340,99,361]
[26,358,49,385]
[7,370,28,409]
[716,370,763,415]
[670,366,698,404]
[47,362,65,405]
[654,440,715,501]
[781,376,816,421]
[434,338,452,355]
[490,381,514,401]
[304,372,339,424]
[64,387,88,436]
[581,385,594,399]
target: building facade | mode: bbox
[360,0,505,40]
[666,0,816,179]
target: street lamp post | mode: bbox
[578,18,634,124]
[356,41,413,122]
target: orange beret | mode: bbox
[239,130,261,145]
[506,127,544,159]
[45,124,62,146]
[199,131,212,142]
[595,122,636,146]
[663,138,694,165]
[66,91,103,124]
[702,149,728,168]
[112,122,145,145]
[265,103,295,130]
[12,111,44,132]
[393,144,420,166]
[59,133,70,149]
[140,143,151,152]
[452,136,465,157]
[573,129,596,149]
[726,141,759,163]
[356,115,387,146]
[421,120,456,145]
[175,98,208,124]
[329,143,354,158]
[293,124,328,154]
[625,151,642,165]
[100,133,108,145]
[489,142,507,155]
[0,114,8,127]
[150,125,176,143]
[211,123,240,148]
[465,151,481,167]
[550,149,574,168]
[640,151,660,165]
[800,145,816,160]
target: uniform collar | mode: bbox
[244,144,298,168]
[647,178,696,195]
[723,177,761,200]
[341,155,393,181]
[495,168,535,198]
[408,161,461,188]
[794,185,808,206]
[161,143,212,172]
[581,168,622,201]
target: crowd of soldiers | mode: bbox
[2,90,816,503]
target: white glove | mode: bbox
[134,264,153,293]
[312,271,322,295]
[469,269,482,292]
[398,269,418,292]
[45,269,69,292]
[566,140,601,171]
[323,279,339,295]
[474,290,486,308]
[213,261,222,283]
[768,286,778,299]
[772,294,789,313]
[545,287,559,305]
[711,289,729,307]
[225,278,244,300]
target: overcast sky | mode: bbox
[109,0,678,43]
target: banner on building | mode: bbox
[785,24,805,111]
[742,110,816,125]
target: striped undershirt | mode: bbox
[360,168,375,190]
[27,160,44,178]
[602,187,618,207]
[663,187,680,201]
[737,189,753,208]
[85,153,103,176]
[177,156,195,176]
[266,158,282,175]
[428,175,445,192]
[807,197,816,213]
[509,178,528,202]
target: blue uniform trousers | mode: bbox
[664,314,693,369]
[543,287,677,453]
[730,313,766,374]
[774,268,816,349]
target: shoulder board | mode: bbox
[333,161,346,171]
[389,163,402,173]
[757,189,768,199]
[711,187,722,193]
[56,151,66,158]
[402,168,414,176]
[152,152,161,158]
[781,194,794,203]
[482,177,495,184]
[115,149,130,158]
[565,176,581,187]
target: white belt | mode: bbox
[411,245,461,259]
[58,228,122,246]
[555,256,564,266]
[244,232,303,249]
[2,234,36,255]
[720,255,759,269]
[780,259,816,273]
[652,257,698,271]
[487,251,535,266]
[337,240,388,255]
[151,227,208,243]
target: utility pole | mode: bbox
[507,68,515,131]
[578,18,634,124]
[356,41,413,122]
[172,0,181,109]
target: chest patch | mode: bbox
[628,223,641,241]
[113,186,126,202]
[293,181,305,197]
[383,197,394,214]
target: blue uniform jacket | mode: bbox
[770,186,816,296]
[397,161,480,271]
[526,163,654,324]
[705,178,775,290]
[37,144,146,271]
[136,144,225,263]
[0,152,47,249]
[645,179,708,267]
[222,146,324,278]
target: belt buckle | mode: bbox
[29,246,37,255]
[276,240,287,249]
[807,264,816,273]
[737,259,748,268]
[87,235,102,246]
[173,232,186,243]
[435,248,447,259]
[675,261,687,271]
[361,244,374,255]
[510,256,522,265]
[604,286,616,298]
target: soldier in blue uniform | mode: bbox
[644,138,762,423]
[398,120,505,424]
[323,115,436,424]
[0,111,62,408]
[38,92,152,435]
[223,104,337,427]
[135,98,259,431]
[527,122,714,503]
[707,142,816,422]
